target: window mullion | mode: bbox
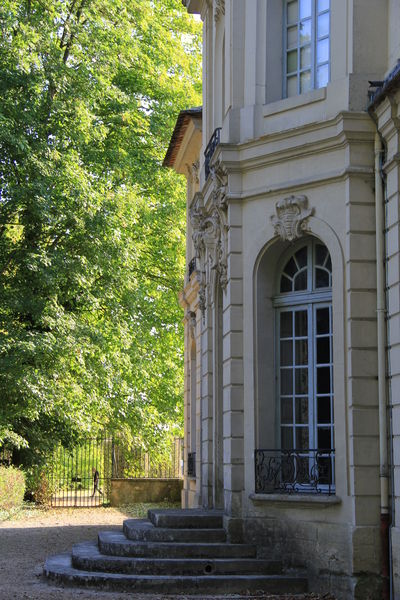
[312,0,316,89]
[308,240,313,291]
[292,310,296,448]
[308,303,315,450]
[297,5,300,96]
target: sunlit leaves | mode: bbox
[0,0,201,465]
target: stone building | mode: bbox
[164,1,400,598]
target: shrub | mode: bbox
[0,466,25,512]
[26,468,53,507]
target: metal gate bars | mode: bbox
[50,435,113,508]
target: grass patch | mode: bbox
[0,501,48,523]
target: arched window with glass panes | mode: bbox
[274,238,334,492]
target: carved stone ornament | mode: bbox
[188,162,229,319]
[214,0,225,22]
[208,159,229,291]
[189,194,206,258]
[210,159,228,210]
[191,160,200,184]
[196,269,207,316]
[187,311,197,340]
[271,195,314,242]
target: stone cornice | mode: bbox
[195,115,375,203]
[210,114,375,178]
[220,165,374,203]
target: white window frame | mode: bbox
[274,239,334,492]
[283,0,330,98]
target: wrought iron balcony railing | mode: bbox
[204,127,221,179]
[187,451,196,477]
[188,257,197,278]
[255,448,335,495]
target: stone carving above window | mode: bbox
[271,195,314,242]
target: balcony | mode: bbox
[187,451,196,477]
[204,127,221,179]
[254,448,335,495]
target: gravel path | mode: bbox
[0,506,334,600]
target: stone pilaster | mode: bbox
[222,200,244,532]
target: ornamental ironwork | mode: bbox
[187,451,196,477]
[204,127,221,179]
[254,448,335,495]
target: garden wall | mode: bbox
[110,478,182,505]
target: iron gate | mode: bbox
[49,436,183,508]
[50,435,113,507]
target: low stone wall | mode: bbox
[110,478,183,506]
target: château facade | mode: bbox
[164,1,400,598]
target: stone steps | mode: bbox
[72,540,281,575]
[45,554,307,594]
[98,531,256,558]
[123,518,227,542]
[148,508,224,529]
[44,508,309,594]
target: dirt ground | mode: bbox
[0,506,334,600]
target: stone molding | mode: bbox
[249,492,341,508]
[271,195,314,242]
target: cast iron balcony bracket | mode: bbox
[187,451,196,477]
[254,448,335,495]
[204,127,222,179]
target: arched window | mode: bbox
[274,238,334,491]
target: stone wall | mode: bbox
[110,478,182,506]
[242,515,381,600]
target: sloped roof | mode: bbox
[369,61,400,110]
[163,107,202,168]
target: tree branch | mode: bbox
[63,0,87,64]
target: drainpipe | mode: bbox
[374,132,390,599]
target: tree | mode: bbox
[0,0,201,465]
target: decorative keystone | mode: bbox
[271,195,314,242]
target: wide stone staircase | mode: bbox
[44,509,308,594]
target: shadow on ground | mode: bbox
[0,514,333,600]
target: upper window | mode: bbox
[280,241,332,294]
[284,0,330,98]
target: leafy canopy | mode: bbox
[0,0,201,464]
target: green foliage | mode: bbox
[0,466,26,512]
[0,0,201,465]
[26,467,53,506]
